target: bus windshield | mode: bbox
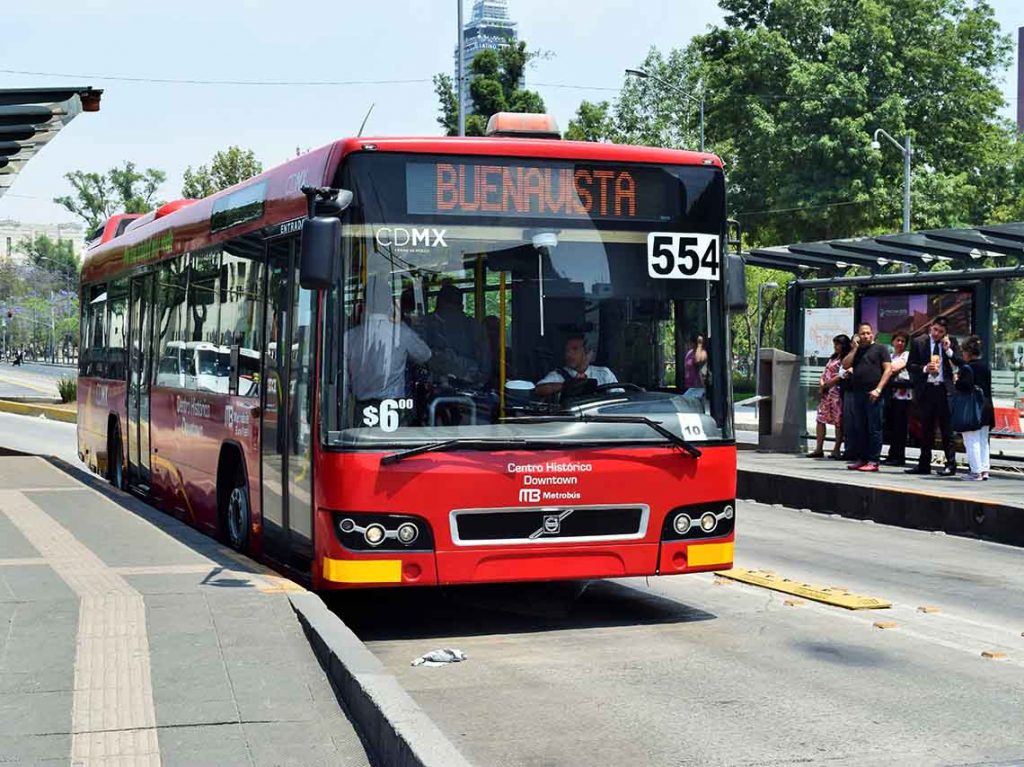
[322,152,733,449]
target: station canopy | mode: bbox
[746,222,1024,276]
[0,87,103,200]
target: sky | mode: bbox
[2,0,1023,226]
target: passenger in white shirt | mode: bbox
[535,335,618,398]
[344,275,431,403]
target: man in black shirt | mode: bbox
[840,322,893,471]
[905,317,958,476]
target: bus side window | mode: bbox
[81,283,107,378]
[153,256,190,388]
[221,238,264,398]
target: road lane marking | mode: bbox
[716,568,892,610]
[0,373,58,394]
[873,621,899,629]
[0,490,161,766]
[981,650,1008,660]
[0,557,47,567]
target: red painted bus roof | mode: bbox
[81,136,722,284]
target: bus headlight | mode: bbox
[397,522,419,545]
[338,518,356,534]
[662,501,735,541]
[673,514,692,535]
[364,523,386,546]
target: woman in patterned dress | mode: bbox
[808,334,852,458]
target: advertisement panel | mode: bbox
[858,290,973,345]
[803,308,855,358]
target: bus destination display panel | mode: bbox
[405,160,680,223]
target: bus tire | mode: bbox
[220,456,250,553]
[107,420,124,490]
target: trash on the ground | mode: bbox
[411,648,467,667]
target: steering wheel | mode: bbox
[593,382,644,393]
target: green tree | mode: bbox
[181,146,263,199]
[434,41,547,136]
[694,0,1013,244]
[55,161,167,230]
[14,234,78,286]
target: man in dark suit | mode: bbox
[906,317,958,475]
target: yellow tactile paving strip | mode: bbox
[715,568,892,610]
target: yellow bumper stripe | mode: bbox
[716,568,891,610]
[688,541,734,567]
[323,557,402,584]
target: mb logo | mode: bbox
[518,488,541,503]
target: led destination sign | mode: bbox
[405,161,679,222]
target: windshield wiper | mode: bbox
[380,438,530,466]
[501,414,702,459]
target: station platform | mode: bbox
[0,452,370,766]
[738,449,1024,546]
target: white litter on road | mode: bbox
[411,648,467,667]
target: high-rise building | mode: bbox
[454,0,519,118]
[1018,28,1023,132]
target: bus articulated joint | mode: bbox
[330,511,435,552]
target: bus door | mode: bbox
[261,238,315,571]
[126,274,154,487]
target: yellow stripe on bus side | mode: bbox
[322,557,402,584]
[688,542,734,567]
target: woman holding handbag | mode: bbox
[954,335,995,481]
[808,334,852,458]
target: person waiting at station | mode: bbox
[535,334,618,399]
[807,333,851,459]
[422,281,490,387]
[841,322,893,472]
[884,330,913,466]
[906,317,958,476]
[953,335,994,481]
[344,274,432,416]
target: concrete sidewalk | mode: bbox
[738,450,1024,545]
[0,454,371,766]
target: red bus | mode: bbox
[78,114,740,590]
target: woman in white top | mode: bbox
[884,331,912,465]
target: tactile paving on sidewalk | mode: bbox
[0,455,370,767]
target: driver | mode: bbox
[535,334,618,398]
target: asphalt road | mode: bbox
[0,361,74,398]
[3,414,1021,766]
[335,504,1024,767]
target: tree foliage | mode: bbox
[435,40,546,136]
[181,146,263,199]
[54,161,166,231]
[13,235,79,289]
[568,0,1020,368]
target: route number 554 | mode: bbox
[646,233,721,281]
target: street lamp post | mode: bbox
[624,68,704,152]
[871,128,912,234]
[754,282,780,397]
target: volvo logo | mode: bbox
[529,509,574,539]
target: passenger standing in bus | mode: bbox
[344,274,431,417]
[422,282,490,387]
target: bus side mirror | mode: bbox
[726,253,748,313]
[299,189,352,291]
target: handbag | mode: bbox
[949,386,984,432]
